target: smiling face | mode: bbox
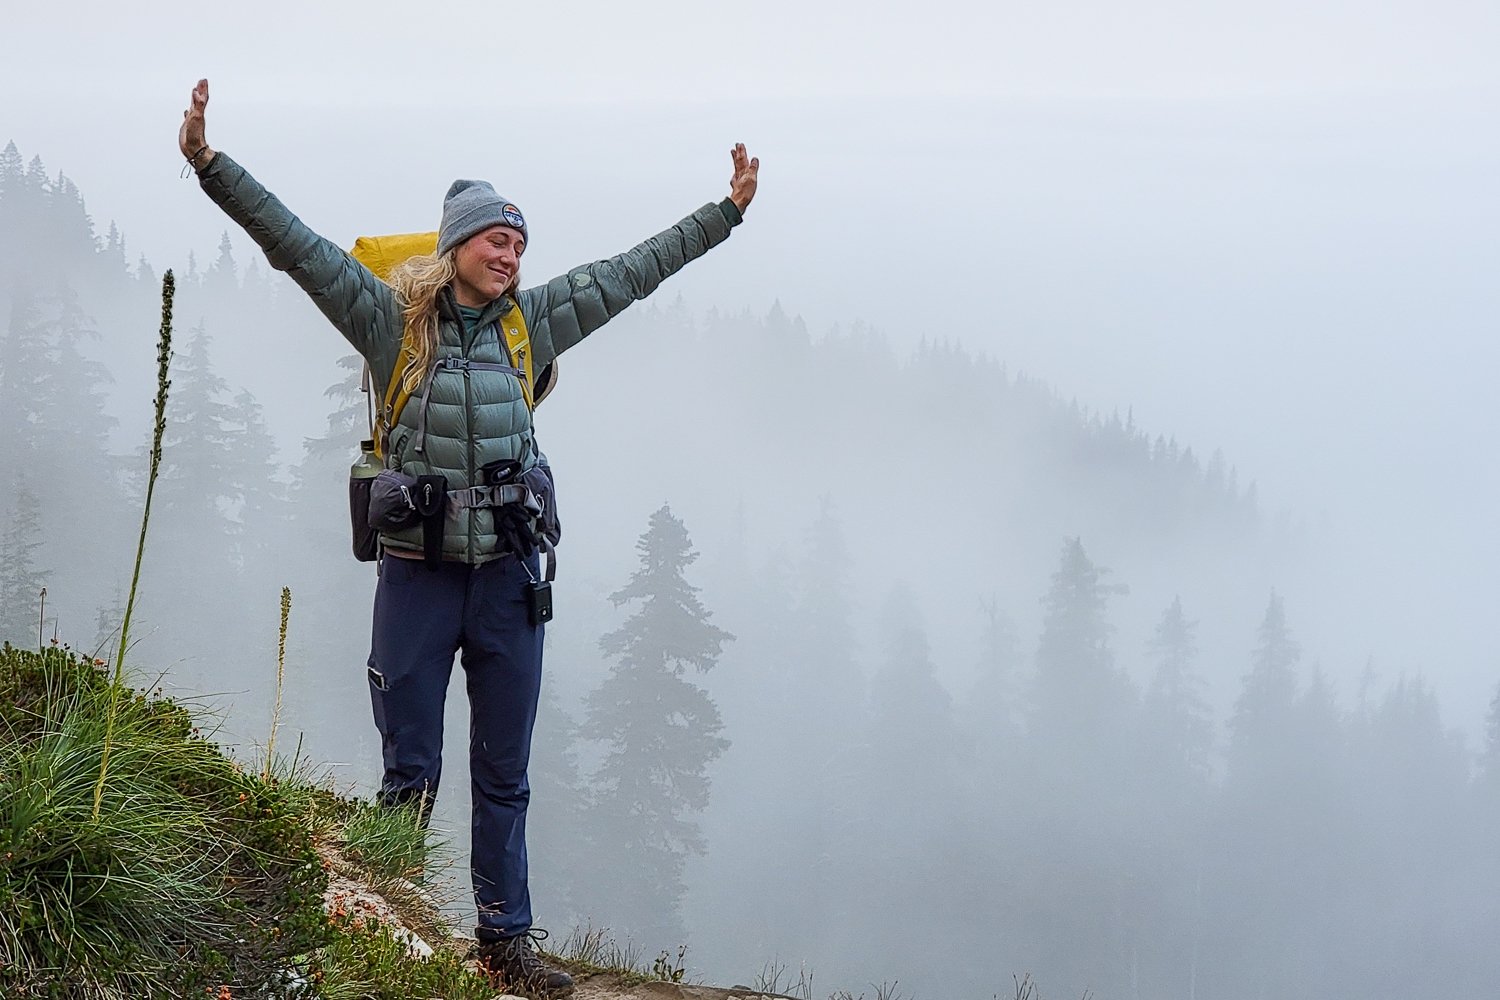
[452,225,525,307]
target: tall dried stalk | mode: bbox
[94,271,174,821]
[264,586,291,781]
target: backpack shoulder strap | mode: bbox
[499,303,536,409]
[350,232,437,460]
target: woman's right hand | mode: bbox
[179,78,215,170]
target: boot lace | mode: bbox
[484,927,568,988]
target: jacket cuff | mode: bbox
[195,149,231,181]
[717,197,743,227]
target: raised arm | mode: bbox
[517,144,760,368]
[179,79,400,365]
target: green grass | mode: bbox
[304,914,497,1000]
[0,644,509,999]
[0,644,327,997]
[339,799,431,885]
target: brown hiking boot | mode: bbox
[478,929,575,996]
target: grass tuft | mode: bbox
[339,800,433,886]
[555,920,696,987]
[305,914,496,1000]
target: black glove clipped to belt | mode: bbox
[493,503,539,558]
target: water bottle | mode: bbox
[351,439,381,480]
[349,439,382,561]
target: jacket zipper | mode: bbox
[464,342,476,563]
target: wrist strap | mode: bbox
[180,146,210,179]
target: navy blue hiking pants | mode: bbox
[366,551,542,942]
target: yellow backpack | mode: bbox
[350,232,552,458]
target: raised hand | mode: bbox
[179,78,214,169]
[728,142,759,214]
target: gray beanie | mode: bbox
[436,179,527,256]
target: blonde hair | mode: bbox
[386,250,521,395]
[387,250,457,394]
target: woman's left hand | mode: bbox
[728,143,759,214]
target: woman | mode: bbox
[179,78,758,993]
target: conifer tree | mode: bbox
[131,322,245,686]
[0,141,22,194]
[300,354,367,473]
[150,322,241,540]
[277,354,378,752]
[39,284,116,455]
[687,498,861,969]
[1134,596,1215,1000]
[45,172,98,259]
[0,141,24,285]
[969,597,1024,746]
[226,388,289,570]
[581,504,731,950]
[206,231,237,293]
[1029,536,1134,767]
[0,292,51,476]
[0,482,48,646]
[1016,538,1140,995]
[0,282,114,636]
[1141,595,1214,783]
[824,585,979,982]
[0,155,52,290]
[1227,590,1301,780]
[1482,681,1500,797]
[31,285,119,623]
[1208,592,1321,997]
[868,586,960,791]
[781,498,866,951]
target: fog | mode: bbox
[3,2,1498,997]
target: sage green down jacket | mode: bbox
[197,152,740,564]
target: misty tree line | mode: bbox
[686,524,1500,999]
[3,142,1498,999]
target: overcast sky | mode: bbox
[5,0,1498,731]
[7,0,1499,103]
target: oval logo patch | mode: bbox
[502,204,525,229]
